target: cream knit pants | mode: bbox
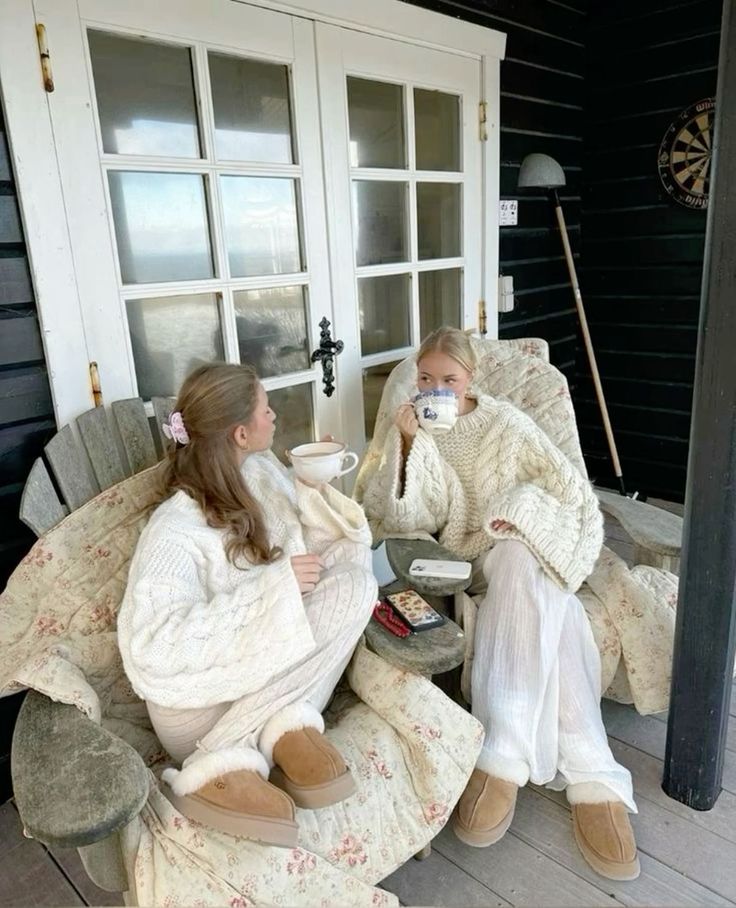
[471,540,636,811]
[151,539,377,795]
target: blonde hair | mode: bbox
[417,327,477,374]
[158,362,280,567]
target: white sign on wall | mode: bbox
[499,199,518,226]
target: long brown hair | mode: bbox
[158,362,280,566]
[417,326,477,373]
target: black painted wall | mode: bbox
[576,0,720,502]
[0,109,54,590]
[0,101,52,801]
[408,0,587,383]
[410,0,720,503]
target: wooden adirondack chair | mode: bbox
[6,393,483,904]
[353,336,684,710]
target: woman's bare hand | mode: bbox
[491,519,513,532]
[395,403,419,451]
[290,554,325,594]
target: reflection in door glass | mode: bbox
[353,181,408,266]
[221,176,303,277]
[108,172,214,284]
[88,31,201,158]
[269,383,315,463]
[417,182,461,259]
[347,77,405,168]
[419,268,462,337]
[234,286,310,378]
[363,360,401,440]
[209,53,295,163]
[126,293,224,399]
[414,88,460,172]
[358,273,411,355]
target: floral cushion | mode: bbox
[0,466,483,907]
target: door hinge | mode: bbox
[36,23,54,92]
[479,101,488,142]
[478,299,487,336]
[89,361,103,407]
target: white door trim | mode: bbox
[0,0,94,423]
[232,0,506,60]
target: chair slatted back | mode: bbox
[20,397,173,537]
[19,459,68,537]
[111,399,158,475]
[44,425,100,511]
[77,406,128,489]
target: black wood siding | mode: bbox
[0,107,54,592]
[0,101,52,802]
[577,0,720,502]
[407,0,587,383]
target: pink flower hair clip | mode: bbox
[162,410,190,446]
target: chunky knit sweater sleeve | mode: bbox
[481,406,603,592]
[361,425,469,542]
[295,480,373,554]
[361,397,602,592]
[118,511,316,709]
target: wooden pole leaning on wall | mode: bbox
[663,0,736,810]
[551,189,626,496]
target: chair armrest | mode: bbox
[385,537,472,595]
[596,489,683,558]
[11,691,150,849]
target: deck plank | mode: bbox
[0,804,82,907]
[609,738,736,845]
[648,708,736,753]
[511,786,733,906]
[46,844,123,907]
[433,824,623,906]
[602,699,736,794]
[380,847,510,907]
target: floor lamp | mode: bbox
[517,153,628,497]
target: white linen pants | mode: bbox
[471,540,636,811]
[149,540,377,795]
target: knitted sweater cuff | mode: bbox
[488,484,601,591]
[296,480,372,546]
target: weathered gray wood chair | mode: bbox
[19,396,175,537]
[354,335,685,708]
[9,393,480,898]
[13,396,175,893]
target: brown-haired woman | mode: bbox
[359,327,639,881]
[117,363,377,847]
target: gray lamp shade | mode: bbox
[517,153,566,189]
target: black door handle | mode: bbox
[310,317,344,397]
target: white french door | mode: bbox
[315,24,483,452]
[35,0,339,457]
[6,0,499,457]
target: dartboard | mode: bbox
[657,98,715,209]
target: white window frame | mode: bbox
[0,0,505,426]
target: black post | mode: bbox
[663,0,736,810]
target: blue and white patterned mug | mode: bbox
[411,388,458,434]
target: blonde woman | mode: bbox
[117,363,377,847]
[359,327,640,881]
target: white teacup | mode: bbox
[412,389,458,434]
[287,441,359,483]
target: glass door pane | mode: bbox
[68,6,338,453]
[316,23,482,459]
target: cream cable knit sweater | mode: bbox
[117,452,371,709]
[362,395,603,592]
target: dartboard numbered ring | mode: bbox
[658,97,715,210]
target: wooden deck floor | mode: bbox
[3,693,736,907]
[4,498,736,907]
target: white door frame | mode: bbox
[0,0,504,427]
